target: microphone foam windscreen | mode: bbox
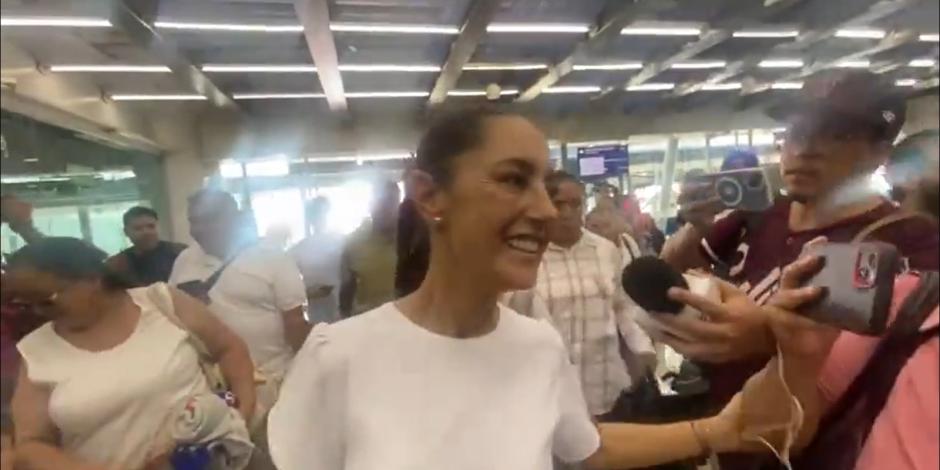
[621,256,689,314]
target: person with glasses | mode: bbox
[656,70,939,469]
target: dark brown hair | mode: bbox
[544,170,582,198]
[415,106,513,186]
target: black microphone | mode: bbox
[621,256,689,314]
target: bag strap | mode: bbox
[792,272,940,470]
[202,248,244,292]
[850,211,923,244]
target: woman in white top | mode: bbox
[6,237,256,469]
[268,108,804,470]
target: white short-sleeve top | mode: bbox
[268,302,601,470]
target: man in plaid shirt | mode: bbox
[510,172,654,417]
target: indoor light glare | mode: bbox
[671,61,727,69]
[487,23,589,34]
[1,16,111,27]
[543,86,602,94]
[835,29,886,39]
[330,22,458,34]
[758,59,804,68]
[621,27,701,36]
[908,59,937,68]
[701,82,742,91]
[203,64,316,73]
[49,65,171,73]
[463,63,547,71]
[626,83,676,91]
[233,93,325,100]
[572,63,643,71]
[110,94,207,101]
[154,21,302,32]
[733,30,800,38]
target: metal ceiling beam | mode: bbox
[108,0,238,109]
[427,0,501,106]
[596,0,806,99]
[676,0,916,96]
[515,0,667,103]
[744,30,918,95]
[294,0,347,112]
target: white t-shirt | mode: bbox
[268,303,601,470]
[169,243,307,378]
[289,232,345,324]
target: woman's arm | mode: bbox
[584,416,728,470]
[168,287,257,422]
[12,366,106,470]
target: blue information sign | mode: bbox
[576,145,629,178]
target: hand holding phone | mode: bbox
[797,242,900,335]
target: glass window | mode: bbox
[251,188,306,246]
[88,201,144,255]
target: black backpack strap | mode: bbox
[203,246,248,291]
[790,271,940,470]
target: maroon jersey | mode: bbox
[698,198,939,403]
[698,198,938,470]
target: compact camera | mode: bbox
[689,164,783,212]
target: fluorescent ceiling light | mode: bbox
[154,20,302,32]
[233,92,325,100]
[339,64,440,72]
[920,34,939,42]
[447,89,520,97]
[627,82,676,91]
[203,64,315,73]
[895,79,918,87]
[758,59,804,68]
[487,23,589,34]
[23,158,39,163]
[572,63,643,71]
[202,63,439,72]
[621,26,700,36]
[345,91,429,98]
[308,153,412,163]
[1,16,111,27]
[835,29,886,39]
[771,81,803,90]
[701,82,742,91]
[330,22,458,34]
[464,63,547,71]
[671,61,727,69]
[111,94,207,101]
[49,64,171,73]
[543,86,602,94]
[836,60,871,68]
[908,59,937,68]
[733,30,800,38]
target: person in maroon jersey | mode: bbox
[656,70,939,468]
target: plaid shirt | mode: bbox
[508,230,654,415]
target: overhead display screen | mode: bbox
[576,144,629,178]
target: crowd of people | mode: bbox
[0,69,936,470]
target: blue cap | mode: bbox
[721,148,759,171]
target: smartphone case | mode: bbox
[799,242,900,335]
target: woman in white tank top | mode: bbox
[5,238,256,469]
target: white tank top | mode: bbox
[17,287,210,469]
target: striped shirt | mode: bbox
[511,230,654,416]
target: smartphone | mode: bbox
[798,242,900,335]
[687,164,783,212]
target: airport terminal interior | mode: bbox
[0,0,938,469]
